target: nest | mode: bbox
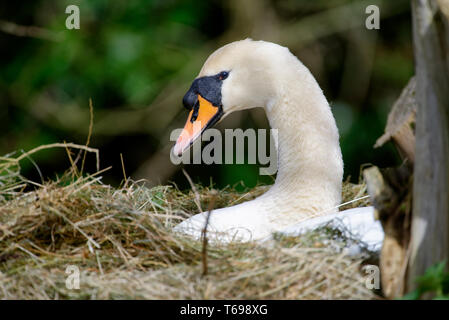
[0,144,377,299]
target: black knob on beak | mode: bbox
[182,88,197,111]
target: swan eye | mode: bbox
[218,71,229,81]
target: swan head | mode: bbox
[174,39,284,156]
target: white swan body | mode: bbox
[173,39,384,248]
[273,206,384,252]
[177,205,384,252]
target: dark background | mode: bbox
[0,0,412,191]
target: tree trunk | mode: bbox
[408,0,449,291]
[366,77,416,298]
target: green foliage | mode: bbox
[1,0,413,188]
[401,262,449,300]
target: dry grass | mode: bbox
[0,144,378,300]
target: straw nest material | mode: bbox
[0,144,377,299]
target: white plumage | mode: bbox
[174,39,384,249]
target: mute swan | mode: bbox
[173,39,383,249]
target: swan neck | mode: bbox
[263,66,343,213]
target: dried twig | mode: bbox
[80,99,95,175]
[201,191,217,276]
[13,143,100,172]
[120,153,128,187]
[182,169,203,213]
[0,20,62,42]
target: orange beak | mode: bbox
[174,95,222,156]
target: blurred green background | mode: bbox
[0,0,412,191]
